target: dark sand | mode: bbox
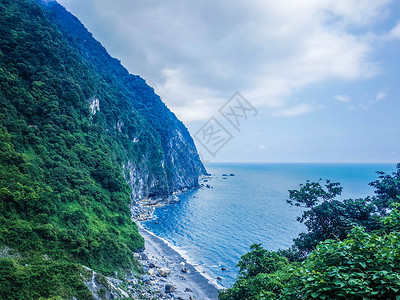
[138,226,220,300]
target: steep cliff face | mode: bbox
[42,1,206,203]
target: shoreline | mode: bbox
[137,224,220,300]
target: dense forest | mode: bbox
[0,0,203,298]
[220,164,400,299]
[1,0,399,299]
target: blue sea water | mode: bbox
[143,163,396,288]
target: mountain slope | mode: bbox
[0,0,204,298]
[43,0,206,201]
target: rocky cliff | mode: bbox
[43,0,206,205]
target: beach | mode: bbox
[137,225,220,300]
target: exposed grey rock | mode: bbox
[81,266,129,300]
[158,267,171,277]
[138,253,148,260]
[165,284,176,293]
[141,275,151,283]
[0,246,21,259]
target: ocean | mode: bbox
[143,163,396,288]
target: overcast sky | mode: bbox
[58,0,400,163]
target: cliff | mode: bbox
[43,0,206,203]
[0,0,205,298]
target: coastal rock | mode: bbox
[185,288,193,292]
[148,268,156,276]
[141,275,151,283]
[138,253,148,260]
[165,284,176,293]
[149,262,156,268]
[158,267,172,277]
[181,267,189,273]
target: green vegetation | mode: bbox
[0,0,200,297]
[220,164,400,299]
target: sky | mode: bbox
[57,0,400,163]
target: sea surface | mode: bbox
[143,163,396,288]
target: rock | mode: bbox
[149,262,156,268]
[148,268,156,276]
[158,267,171,277]
[222,267,227,271]
[165,284,176,293]
[180,262,185,266]
[177,297,184,300]
[185,288,193,292]
[181,267,189,273]
[127,278,138,285]
[138,253,148,260]
[217,277,222,281]
[141,275,151,283]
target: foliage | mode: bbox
[237,244,289,280]
[369,163,400,215]
[220,164,400,299]
[0,0,196,297]
[0,257,93,300]
[287,180,380,258]
[285,227,400,299]
[219,244,293,300]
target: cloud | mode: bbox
[59,0,396,122]
[383,21,400,40]
[348,90,387,110]
[273,103,321,117]
[335,95,351,102]
[376,91,387,101]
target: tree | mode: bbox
[287,180,379,258]
[369,163,400,215]
[285,227,400,299]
